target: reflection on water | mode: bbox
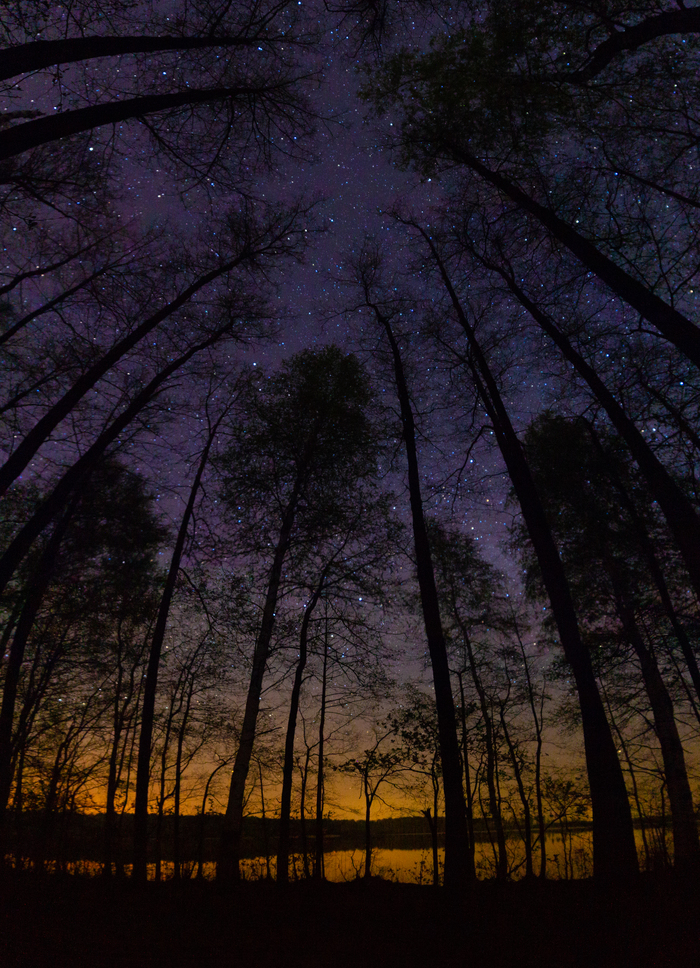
[15,829,664,882]
[238,827,659,882]
[214,831,597,883]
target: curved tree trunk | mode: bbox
[0,320,244,602]
[614,593,700,874]
[500,709,533,879]
[473,259,700,606]
[417,228,638,879]
[0,34,263,83]
[133,416,222,882]
[516,632,547,878]
[456,670,476,869]
[0,84,289,162]
[369,305,472,888]
[463,630,507,880]
[0,503,76,853]
[445,149,700,370]
[217,481,305,884]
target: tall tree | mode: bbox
[216,346,382,882]
[132,387,235,882]
[0,459,164,857]
[0,1,318,197]
[387,226,639,879]
[521,413,700,875]
[349,246,473,887]
[276,496,400,884]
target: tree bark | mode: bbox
[500,709,533,879]
[217,478,305,883]
[456,669,476,868]
[444,150,700,370]
[463,630,507,879]
[552,8,700,84]
[363,780,373,879]
[584,420,700,704]
[0,84,293,162]
[418,228,638,879]
[314,625,329,880]
[277,579,324,884]
[0,252,253,501]
[0,34,268,82]
[0,318,240,603]
[370,305,472,888]
[132,416,221,882]
[0,504,76,843]
[613,592,700,875]
[516,633,547,879]
[477,261,700,604]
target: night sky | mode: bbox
[22,6,514,561]
[0,2,602,828]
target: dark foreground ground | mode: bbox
[0,872,697,968]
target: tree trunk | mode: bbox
[0,505,75,854]
[173,685,195,881]
[0,320,243,602]
[277,581,324,884]
[584,420,700,703]
[463,630,507,879]
[0,257,250,502]
[481,263,700,605]
[457,670,476,868]
[218,480,304,883]
[0,84,291,162]
[0,33,267,83]
[154,706,174,883]
[133,418,220,881]
[372,306,472,888]
[516,634,547,879]
[500,710,533,879]
[103,655,124,879]
[258,760,271,880]
[446,149,700,369]
[195,758,231,880]
[602,682,651,872]
[419,229,638,880]
[314,623,329,881]
[363,783,373,879]
[299,745,312,879]
[615,595,700,874]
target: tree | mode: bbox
[361,1,700,367]
[0,458,164,861]
[0,2,318,198]
[132,384,238,882]
[360,2,700,604]
[348,244,473,887]
[0,200,312,604]
[365,222,638,879]
[520,412,700,875]
[276,495,401,883]
[411,209,700,608]
[427,520,513,880]
[215,345,382,882]
[386,688,444,886]
[335,726,405,879]
[0,0,320,631]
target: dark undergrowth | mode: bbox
[0,869,697,968]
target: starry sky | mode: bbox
[77,7,517,565]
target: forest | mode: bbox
[0,4,699,960]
